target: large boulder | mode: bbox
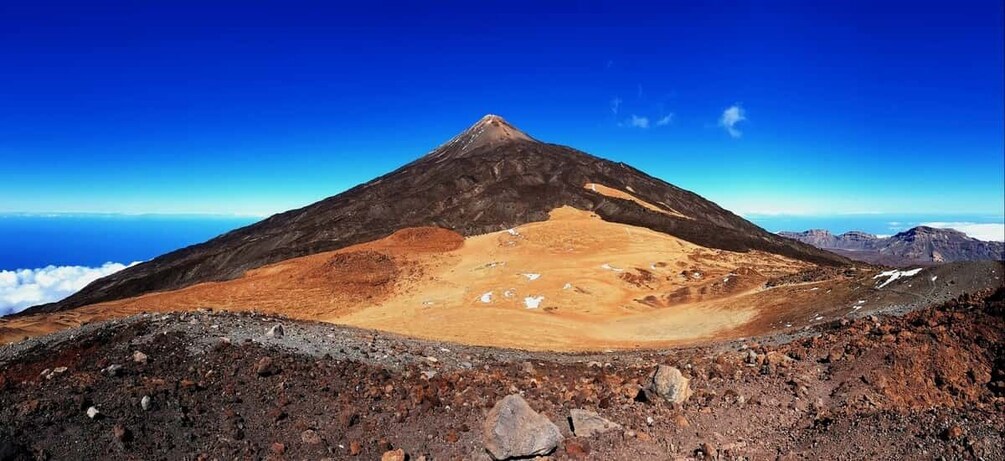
[569,409,621,437]
[483,394,563,460]
[646,365,692,404]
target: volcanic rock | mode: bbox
[483,394,563,460]
[266,324,284,338]
[569,409,621,437]
[646,365,692,404]
[255,357,279,377]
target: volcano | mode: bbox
[27,114,846,316]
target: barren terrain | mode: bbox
[1,287,1002,459]
[4,208,998,350]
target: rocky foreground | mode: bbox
[1,287,1003,460]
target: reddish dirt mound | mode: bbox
[321,251,398,287]
[383,227,464,253]
[636,267,767,308]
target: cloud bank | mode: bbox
[719,104,746,138]
[920,222,1005,242]
[0,262,138,316]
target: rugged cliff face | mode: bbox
[25,115,846,314]
[781,226,1004,266]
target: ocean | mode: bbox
[0,214,259,270]
[0,215,258,315]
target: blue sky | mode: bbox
[1,1,1002,218]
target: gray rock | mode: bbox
[483,394,563,460]
[647,365,692,404]
[569,409,621,437]
[102,364,123,377]
[256,357,279,376]
[266,324,284,338]
[140,395,151,411]
[300,429,322,445]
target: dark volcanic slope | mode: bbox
[781,227,1005,266]
[29,115,846,314]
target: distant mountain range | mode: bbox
[779,226,1005,266]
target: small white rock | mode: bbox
[86,406,100,419]
[140,395,151,411]
[132,351,148,364]
[266,324,284,338]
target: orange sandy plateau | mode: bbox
[1,205,899,351]
[584,182,688,218]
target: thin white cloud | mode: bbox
[719,104,746,138]
[610,97,623,115]
[627,115,649,129]
[0,262,139,316]
[656,114,673,126]
[919,222,1005,242]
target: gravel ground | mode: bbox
[1,287,1003,460]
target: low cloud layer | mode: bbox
[719,104,746,138]
[0,262,138,316]
[920,222,1005,242]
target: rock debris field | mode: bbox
[1,287,1003,460]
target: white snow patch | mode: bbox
[601,263,625,273]
[479,292,493,303]
[506,228,520,236]
[521,273,541,281]
[873,268,923,288]
[524,296,544,309]
[503,289,516,298]
[626,185,636,193]
[562,283,573,290]
[931,275,938,282]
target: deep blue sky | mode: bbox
[1,1,1002,218]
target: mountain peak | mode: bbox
[426,114,536,160]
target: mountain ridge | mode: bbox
[23,115,848,315]
[780,226,1005,266]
